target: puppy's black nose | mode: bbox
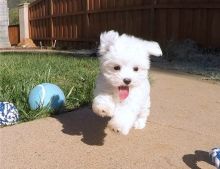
[123,78,131,85]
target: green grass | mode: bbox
[0,52,99,122]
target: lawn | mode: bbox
[0,52,99,122]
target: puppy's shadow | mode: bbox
[54,106,110,146]
[183,150,214,169]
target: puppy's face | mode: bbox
[98,31,162,100]
[101,53,149,88]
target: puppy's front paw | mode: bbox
[134,119,146,129]
[108,119,130,135]
[92,104,113,117]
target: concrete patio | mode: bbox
[1,69,219,169]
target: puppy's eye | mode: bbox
[114,65,121,71]
[133,67,139,72]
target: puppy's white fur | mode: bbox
[92,30,162,135]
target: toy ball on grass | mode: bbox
[28,83,65,111]
[0,102,19,126]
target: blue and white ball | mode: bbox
[210,148,220,169]
[28,83,65,110]
[0,102,19,126]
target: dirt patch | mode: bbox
[152,39,220,81]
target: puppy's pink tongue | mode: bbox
[119,86,129,101]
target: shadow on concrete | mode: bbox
[182,150,214,169]
[54,106,110,146]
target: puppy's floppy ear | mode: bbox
[99,30,119,55]
[144,41,163,57]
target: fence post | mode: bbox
[0,0,11,48]
[50,0,54,47]
[85,0,90,40]
[18,3,30,41]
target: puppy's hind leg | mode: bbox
[92,95,115,117]
[108,110,137,135]
[134,102,150,130]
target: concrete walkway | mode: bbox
[1,69,220,169]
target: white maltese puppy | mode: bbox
[92,30,162,135]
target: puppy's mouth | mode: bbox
[118,86,129,101]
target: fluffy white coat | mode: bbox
[92,30,162,135]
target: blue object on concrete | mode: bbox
[0,102,19,125]
[28,83,65,110]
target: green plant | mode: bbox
[9,8,19,25]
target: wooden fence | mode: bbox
[8,25,20,46]
[29,0,220,49]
